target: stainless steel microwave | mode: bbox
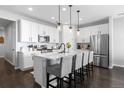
[38,35,50,43]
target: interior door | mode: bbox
[5,21,16,66]
[11,21,16,66]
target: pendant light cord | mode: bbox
[77,10,80,31]
[69,5,72,29]
[58,5,60,24]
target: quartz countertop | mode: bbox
[32,50,90,60]
[18,49,91,59]
[32,52,74,60]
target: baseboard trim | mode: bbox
[4,57,14,66]
[109,66,113,69]
[15,66,20,70]
[20,67,33,71]
[113,64,124,68]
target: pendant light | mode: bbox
[57,5,61,31]
[77,10,80,35]
[69,5,72,32]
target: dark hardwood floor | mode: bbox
[0,58,124,88]
[0,58,41,88]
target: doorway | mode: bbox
[0,18,16,67]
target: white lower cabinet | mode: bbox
[23,57,33,69]
[18,52,33,71]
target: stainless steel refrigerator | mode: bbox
[90,34,109,68]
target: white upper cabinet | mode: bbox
[19,19,31,42]
[19,19,38,42]
[31,22,38,42]
[49,27,59,43]
[19,19,59,43]
[77,23,109,43]
[38,24,59,43]
[53,29,59,43]
[38,24,45,35]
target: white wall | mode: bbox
[0,28,5,57]
[113,17,124,67]
[62,25,77,51]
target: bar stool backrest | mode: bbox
[89,51,94,63]
[83,51,89,66]
[60,55,73,77]
[75,52,83,70]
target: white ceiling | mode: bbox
[0,5,124,26]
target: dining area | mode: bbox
[32,50,94,88]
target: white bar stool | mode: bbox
[87,51,94,75]
[82,51,89,78]
[47,55,73,88]
[73,52,84,87]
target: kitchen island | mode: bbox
[32,50,90,88]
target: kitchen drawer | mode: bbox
[18,52,33,71]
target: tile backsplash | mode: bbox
[17,42,57,52]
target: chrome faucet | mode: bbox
[58,43,65,53]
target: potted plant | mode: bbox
[66,42,71,52]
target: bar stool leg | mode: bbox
[79,68,82,77]
[74,71,76,88]
[92,62,94,73]
[86,63,90,77]
[81,67,84,81]
[57,77,60,88]
[60,78,63,88]
[69,73,72,88]
[47,73,50,88]
[85,66,89,78]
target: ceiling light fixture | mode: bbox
[79,18,82,21]
[69,5,72,32]
[62,7,67,11]
[77,10,80,35]
[51,17,55,20]
[28,7,33,11]
[65,22,68,24]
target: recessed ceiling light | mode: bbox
[51,17,55,20]
[28,7,33,11]
[65,22,68,24]
[62,8,67,11]
[79,18,82,21]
